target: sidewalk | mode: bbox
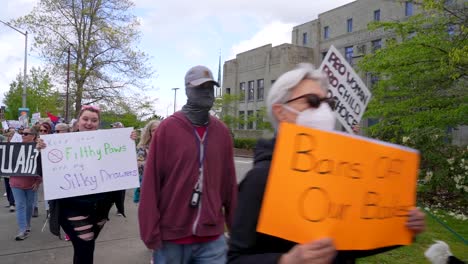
[0,185,151,264]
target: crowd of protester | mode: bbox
[0,64,428,264]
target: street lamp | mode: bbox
[171,88,180,113]
[0,19,28,108]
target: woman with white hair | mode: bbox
[227,63,426,264]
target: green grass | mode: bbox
[358,209,468,263]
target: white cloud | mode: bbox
[229,21,294,59]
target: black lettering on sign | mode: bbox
[361,191,412,220]
[328,52,347,75]
[290,133,317,172]
[0,143,41,177]
[375,157,404,179]
[299,187,351,222]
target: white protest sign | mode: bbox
[40,128,139,200]
[11,132,23,143]
[319,45,372,133]
[7,120,22,129]
[1,121,8,130]
[32,113,40,125]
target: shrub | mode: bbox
[234,138,257,150]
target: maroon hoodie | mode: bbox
[138,111,237,250]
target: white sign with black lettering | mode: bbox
[40,128,139,200]
[319,45,372,133]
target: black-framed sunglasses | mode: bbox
[21,132,34,136]
[285,93,336,110]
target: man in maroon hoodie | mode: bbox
[139,65,238,264]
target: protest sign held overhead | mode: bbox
[257,123,420,250]
[0,143,41,177]
[40,128,139,200]
[319,45,371,133]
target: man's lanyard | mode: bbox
[194,127,208,193]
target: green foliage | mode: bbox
[358,0,467,204]
[214,94,273,131]
[14,0,153,114]
[3,67,62,120]
[234,138,257,150]
[358,208,468,263]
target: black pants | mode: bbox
[59,196,113,264]
[112,190,126,215]
[4,178,15,206]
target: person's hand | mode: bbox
[36,138,47,150]
[406,208,426,235]
[279,238,336,264]
[352,124,361,134]
[32,182,41,191]
[130,130,138,141]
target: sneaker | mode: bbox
[3,192,6,197]
[64,233,70,241]
[9,205,15,212]
[15,231,29,241]
[25,229,31,235]
[116,212,123,216]
[32,207,38,217]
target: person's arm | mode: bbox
[228,168,285,264]
[138,127,163,250]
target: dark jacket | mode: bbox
[228,138,400,264]
[138,111,238,250]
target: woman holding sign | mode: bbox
[10,125,42,241]
[227,63,426,264]
[39,105,136,264]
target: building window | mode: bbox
[247,110,254,130]
[257,79,264,101]
[371,39,382,52]
[405,1,413,16]
[322,51,328,61]
[323,26,329,39]
[248,81,255,101]
[345,46,353,64]
[347,18,353,33]
[238,111,245,129]
[370,73,379,88]
[448,24,455,36]
[225,88,231,95]
[302,32,308,45]
[374,9,380,21]
[239,82,246,101]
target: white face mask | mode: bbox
[283,103,336,130]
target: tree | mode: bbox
[3,67,62,120]
[98,94,158,128]
[14,0,153,117]
[358,0,467,199]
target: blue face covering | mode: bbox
[181,83,215,126]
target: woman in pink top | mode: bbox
[10,125,42,241]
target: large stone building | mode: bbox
[224,0,466,145]
[224,0,423,137]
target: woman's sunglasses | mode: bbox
[40,129,48,133]
[21,132,34,136]
[285,93,336,110]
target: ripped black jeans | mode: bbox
[59,195,114,264]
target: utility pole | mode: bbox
[0,19,28,108]
[65,46,71,122]
[172,88,180,113]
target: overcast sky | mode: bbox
[0,0,354,118]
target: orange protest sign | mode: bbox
[257,123,420,250]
